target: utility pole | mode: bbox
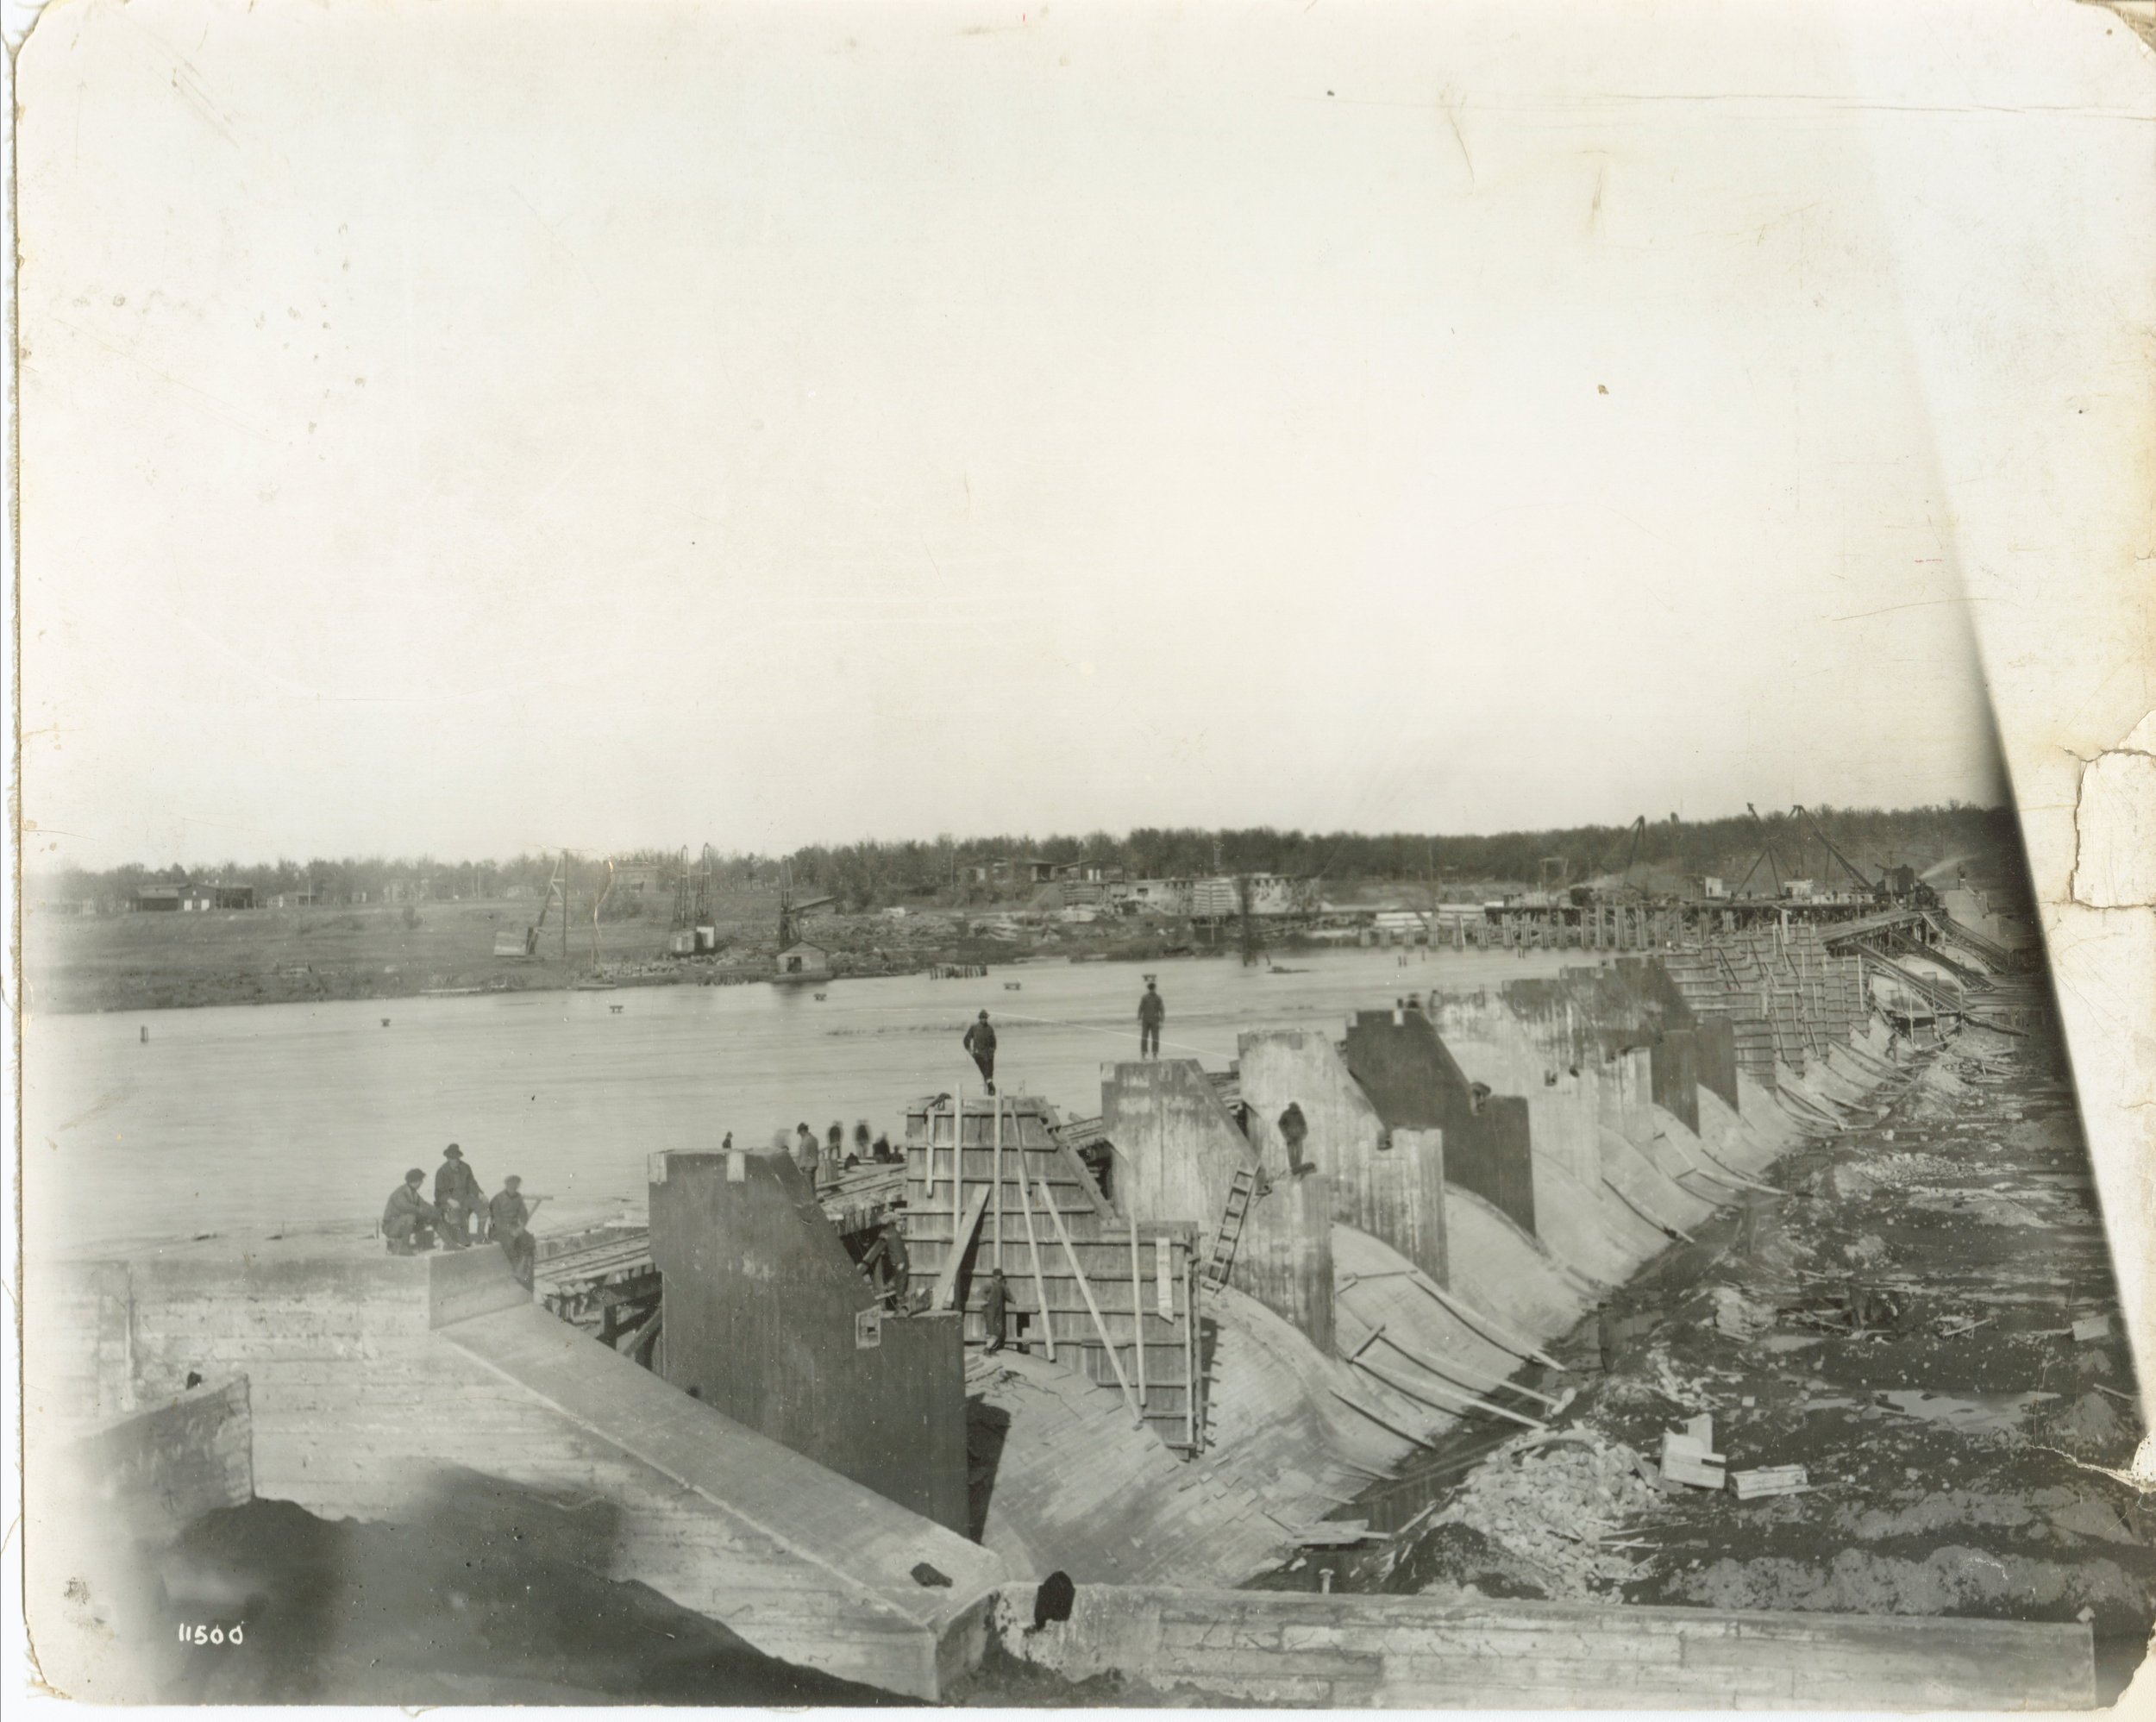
[561,849,571,965]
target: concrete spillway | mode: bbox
[34,943,2100,1708]
[30,1239,1003,1699]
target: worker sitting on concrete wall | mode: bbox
[963,1011,999,1093]
[381,1170,442,1255]
[489,1174,542,1288]
[1138,980,1165,1058]
[433,1144,485,1249]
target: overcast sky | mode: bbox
[19,0,2033,871]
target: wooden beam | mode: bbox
[950,1088,963,1260]
[1411,1274,1564,1370]
[1359,1318,1564,1411]
[1012,1101,1055,1362]
[1130,1206,1147,1410]
[1036,1176,1143,1425]
[1185,1255,1198,1451]
[1327,1386,1437,1450]
[931,1184,992,1314]
[1351,1352,1546,1431]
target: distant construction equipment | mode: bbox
[495,851,572,961]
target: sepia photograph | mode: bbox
[9,0,2156,1712]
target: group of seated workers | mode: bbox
[381,1143,542,1286]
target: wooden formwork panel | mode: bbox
[899,1102,1204,1450]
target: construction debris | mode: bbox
[1660,1416,1727,1490]
[1290,1519,1383,1548]
[1730,1465,1810,1500]
[1710,1286,1775,1339]
[1431,1430,1663,1599]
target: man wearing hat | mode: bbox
[1138,978,1165,1059]
[381,1169,442,1255]
[962,1010,999,1094]
[489,1174,542,1287]
[434,1143,485,1249]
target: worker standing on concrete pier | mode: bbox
[793,1123,819,1182]
[963,1010,999,1094]
[1138,979,1165,1058]
[434,1144,484,1249]
[381,1170,442,1255]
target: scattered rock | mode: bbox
[1843,1234,1890,1270]
[2046,1390,2134,1458]
[1711,1287,1775,1339]
[1431,1431,1662,1600]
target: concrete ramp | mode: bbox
[437,1302,1004,1700]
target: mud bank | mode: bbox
[44,1495,894,1706]
[1305,1004,2153,1701]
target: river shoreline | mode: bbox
[22,893,1247,1017]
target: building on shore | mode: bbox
[133,881,257,912]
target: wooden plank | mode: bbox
[1411,1274,1564,1370]
[1130,1206,1147,1410]
[1035,1176,1143,1425]
[1186,1257,1200,1451]
[1010,1104,1056,1363]
[930,1185,991,1313]
[1729,1465,1808,1500]
[1351,1353,1545,1431]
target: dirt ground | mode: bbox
[1298,1011,2154,1700]
[58,1491,900,1706]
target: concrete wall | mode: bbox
[1344,1006,1536,1237]
[1651,1025,1702,1134]
[68,1374,254,1544]
[1235,1029,1446,1289]
[986,1582,2096,1711]
[1694,1013,1739,1113]
[649,1150,968,1533]
[1101,1059,1332,1354]
[28,1238,1001,1700]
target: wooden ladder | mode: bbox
[1203,1166,1260,1290]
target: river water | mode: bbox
[26,945,1574,1259]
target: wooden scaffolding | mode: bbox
[899,1093,1204,1451]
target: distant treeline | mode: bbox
[31,802,2022,914]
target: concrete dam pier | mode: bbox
[29,924,2112,1706]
